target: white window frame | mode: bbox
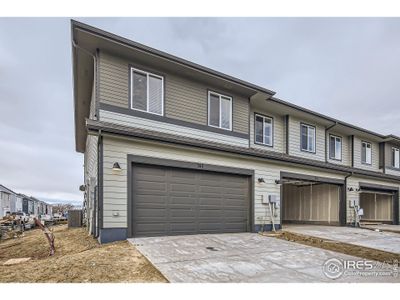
[361,141,372,165]
[207,91,232,131]
[300,123,316,153]
[392,147,400,169]
[329,134,342,161]
[254,114,273,147]
[130,67,164,116]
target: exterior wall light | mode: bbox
[258,178,265,183]
[112,162,122,171]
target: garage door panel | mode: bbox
[169,196,197,205]
[132,164,250,237]
[169,208,196,218]
[135,181,167,192]
[170,183,197,193]
[135,195,167,204]
[198,198,223,206]
[135,207,167,218]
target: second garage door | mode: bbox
[131,164,250,237]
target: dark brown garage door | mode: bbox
[131,164,250,237]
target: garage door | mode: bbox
[131,164,250,237]
[360,192,393,222]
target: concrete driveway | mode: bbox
[129,233,399,283]
[283,225,400,254]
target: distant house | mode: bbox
[0,185,52,217]
[0,185,14,217]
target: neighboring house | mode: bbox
[0,185,14,217]
[72,21,400,243]
[0,186,25,216]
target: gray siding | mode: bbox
[98,51,249,135]
[326,132,351,166]
[288,116,325,162]
[353,137,380,172]
[101,136,345,229]
[249,107,285,153]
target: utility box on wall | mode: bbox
[262,194,281,206]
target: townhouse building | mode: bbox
[72,21,400,243]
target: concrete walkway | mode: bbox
[283,225,400,254]
[362,224,400,234]
[129,233,399,283]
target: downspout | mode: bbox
[325,122,338,162]
[344,172,354,227]
[95,129,102,239]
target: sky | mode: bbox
[0,17,399,205]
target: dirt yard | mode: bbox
[267,231,400,263]
[0,225,167,283]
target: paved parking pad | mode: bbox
[129,233,399,283]
[283,225,400,254]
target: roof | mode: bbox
[0,184,17,195]
[72,20,400,153]
[87,119,400,183]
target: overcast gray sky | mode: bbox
[0,17,399,204]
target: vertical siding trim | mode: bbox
[285,115,289,155]
[95,48,100,119]
[351,135,355,167]
[98,132,104,230]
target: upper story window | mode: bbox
[208,91,232,131]
[329,135,342,160]
[300,123,316,153]
[392,147,400,169]
[255,114,273,146]
[130,67,164,116]
[361,141,372,165]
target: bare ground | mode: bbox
[0,225,167,283]
[265,231,400,263]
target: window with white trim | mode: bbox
[255,114,273,146]
[208,91,232,130]
[329,135,342,160]
[300,123,316,153]
[361,141,372,165]
[392,147,400,168]
[130,67,164,115]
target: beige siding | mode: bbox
[288,116,325,162]
[98,51,249,135]
[102,136,345,229]
[352,137,381,172]
[386,168,400,176]
[346,176,400,224]
[99,110,249,148]
[249,107,285,153]
[326,132,351,166]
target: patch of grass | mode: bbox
[0,225,167,283]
